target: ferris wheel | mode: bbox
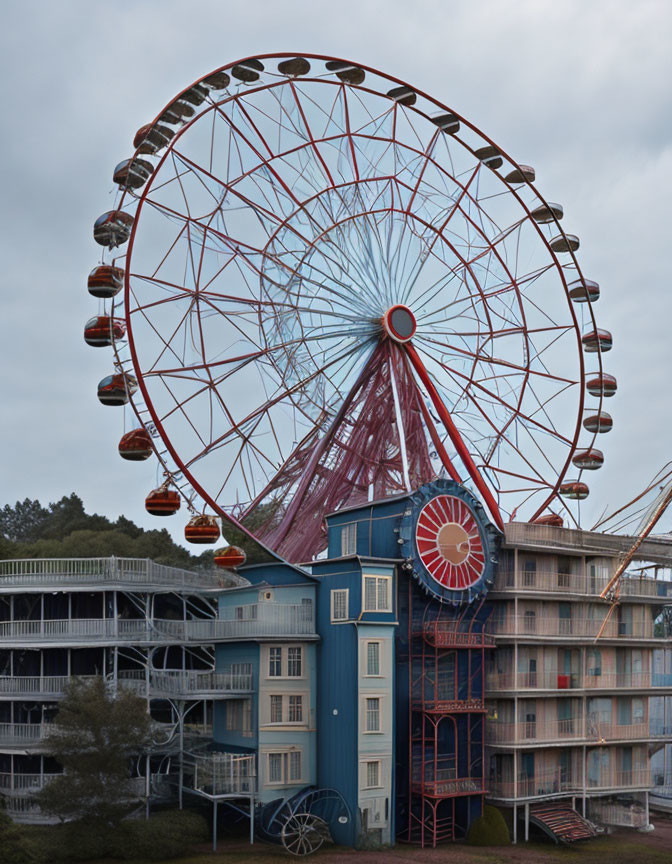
[86,53,615,562]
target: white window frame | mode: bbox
[270,694,283,724]
[341,522,357,556]
[287,646,302,677]
[364,695,382,733]
[363,574,393,612]
[331,588,349,622]
[288,694,304,723]
[266,750,303,786]
[269,646,282,677]
[363,759,382,790]
[362,639,384,678]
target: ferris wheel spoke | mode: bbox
[415,340,574,444]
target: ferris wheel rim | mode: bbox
[105,52,609,541]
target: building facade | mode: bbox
[1,482,671,847]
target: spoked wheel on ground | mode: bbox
[87,53,615,558]
[281,812,330,856]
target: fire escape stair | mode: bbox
[529,804,598,844]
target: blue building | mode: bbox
[212,479,500,848]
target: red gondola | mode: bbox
[532,513,563,527]
[88,265,124,299]
[118,428,153,461]
[84,316,125,347]
[568,278,600,303]
[201,70,230,90]
[133,123,174,154]
[113,157,154,190]
[559,481,590,500]
[325,60,364,85]
[278,57,311,77]
[583,412,612,434]
[184,515,220,544]
[145,487,181,516]
[572,448,604,470]
[93,210,133,248]
[582,329,613,353]
[530,202,563,223]
[213,545,247,568]
[586,373,617,397]
[97,373,137,406]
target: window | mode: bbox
[523,559,536,586]
[341,523,356,556]
[287,647,302,677]
[235,605,257,620]
[557,557,571,588]
[226,700,252,736]
[269,647,282,677]
[270,695,283,723]
[268,753,283,784]
[366,642,381,676]
[365,697,381,732]
[289,751,302,782]
[523,610,536,633]
[267,751,302,785]
[363,575,392,612]
[288,695,304,723]
[587,648,602,677]
[331,589,349,622]
[365,761,380,789]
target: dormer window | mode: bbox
[341,523,356,556]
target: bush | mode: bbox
[23,810,209,862]
[111,810,209,860]
[466,804,510,846]
[0,806,44,864]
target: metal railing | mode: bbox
[492,615,655,640]
[0,723,48,745]
[0,675,91,696]
[186,751,256,796]
[486,670,658,691]
[493,569,672,599]
[0,604,315,643]
[0,557,227,590]
[117,668,253,696]
[487,716,659,745]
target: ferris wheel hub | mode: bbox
[382,304,416,343]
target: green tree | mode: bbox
[0,498,49,542]
[35,677,151,825]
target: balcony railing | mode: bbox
[492,616,655,640]
[0,675,98,697]
[486,671,658,692]
[489,766,652,800]
[0,605,315,643]
[117,668,253,696]
[185,751,256,796]
[489,769,580,799]
[0,557,230,591]
[487,716,658,745]
[0,723,47,746]
[588,799,649,829]
[493,570,672,599]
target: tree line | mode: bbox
[0,494,213,569]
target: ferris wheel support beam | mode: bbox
[404,342,505,532]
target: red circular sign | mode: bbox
[416,494,485,589]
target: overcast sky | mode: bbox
[2,0,671,547]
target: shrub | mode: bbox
[0,806,44,864]
[466,804,510,846]
[111,810,209,860]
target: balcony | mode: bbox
[0,723,47,747]
[184,751,256,797]
[587,768,651,790]
[420,623,495,648]
[486,670,658,692]
[0,675,98,698]
[0,557,231,592]
[117,668,253,697]
[411,766,485,798]
[493,570,672,600]
[487,716,659,746]
[417,697,485,714]
[0,604,315,645]
[492,615,655,640]
[489,769,579,800]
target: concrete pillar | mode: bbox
[250,797,255,844]
[524,802,529,842]
[513,803,518,844]
[212,800,217,851]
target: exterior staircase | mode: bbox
[529,803,598,843]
